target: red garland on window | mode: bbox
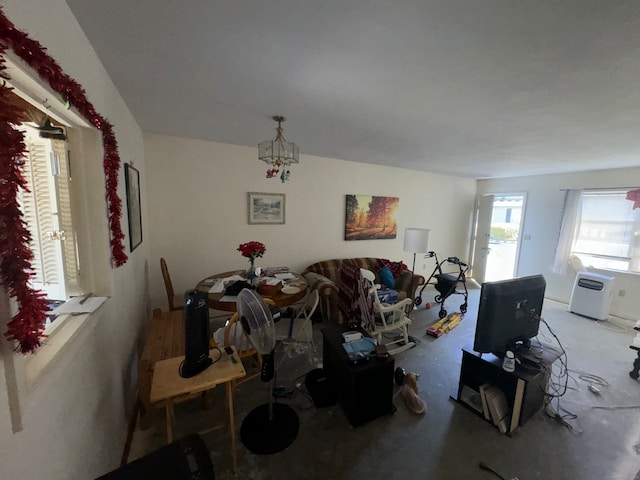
[0,8,127,353]
[0,8,127,268]
[626,189,640,210]
[0,46,49,353]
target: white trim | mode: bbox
[3,54,92,129]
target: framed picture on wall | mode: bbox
[345,194,399,240]
[124,163,143,251]
[248,192,286,224]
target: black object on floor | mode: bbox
[240,403,299,454]
[478,462,508,480]
[96,434,215,479]
[322,325,395,427]
[305,368,337,407]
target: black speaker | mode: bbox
[179,290,212,378]
[305,368,336,408]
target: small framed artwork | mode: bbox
[248,192,286,224]
[124,163,143,251]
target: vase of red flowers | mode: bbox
[237,241,266,279]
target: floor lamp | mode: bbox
[403,228,430,305]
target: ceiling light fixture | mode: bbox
[258,115,299,183]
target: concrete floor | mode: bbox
[128,286,640,480]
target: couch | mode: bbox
[302,257,425,325]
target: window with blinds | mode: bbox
[18,124,80,301]
[572,189,640,273]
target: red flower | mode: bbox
[237,241,266,260]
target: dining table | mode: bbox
[195,269,308,312]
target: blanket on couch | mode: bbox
[302,257,425,325]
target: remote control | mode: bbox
[224,346,238,363]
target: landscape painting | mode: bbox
[248,192,285,224]
[344,194,399,241]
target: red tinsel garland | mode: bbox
[0,46,49,352]
[0,8,128,352]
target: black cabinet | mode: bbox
[322,326,395,427]
[454,344,560,433]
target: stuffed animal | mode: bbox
[402,371,426,415]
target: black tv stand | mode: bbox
[453,341,561,434]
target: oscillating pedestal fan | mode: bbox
[237,289,299,454]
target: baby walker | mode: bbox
[414,252,469,318]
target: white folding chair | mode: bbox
[276,289,320,366]
[360,268,415,355]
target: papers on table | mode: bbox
[208,274,246,293]
[219,295,238,303]
[262,266,290,276]
[274,272,295,280]
[48,295,108,315]
[205,270,298,294]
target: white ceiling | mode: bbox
[65,0,640,179]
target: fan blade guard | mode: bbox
[237,289,277,354]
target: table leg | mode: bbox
[165,400,175,443]
[226,379,237,473]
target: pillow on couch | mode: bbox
[378,266,396,289]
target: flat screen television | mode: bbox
[473,274,546,357]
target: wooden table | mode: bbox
[196,269,307,311]
[150,346,246,472]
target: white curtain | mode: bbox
[552,189,583,275]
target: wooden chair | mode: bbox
[160,257,184,311]
[211,312,262,388]
[360,268,415,355]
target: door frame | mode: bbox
[469,192,528,284]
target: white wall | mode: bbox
[145,134,477,311]
[0,2,148,479]
[477,167,640,320]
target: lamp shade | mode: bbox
[403,228,430,253]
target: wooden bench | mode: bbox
[138,308,185,429]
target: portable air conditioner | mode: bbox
[569,272,615,321]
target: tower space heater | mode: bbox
[569,272,615,321]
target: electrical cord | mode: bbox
[178,347,222,377]
[534,318,584,434]
[592,405,640,410]
[272,370,315,410]
[569,370,609,388]
[538,318,569,398]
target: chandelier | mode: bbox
[258,115,299,182]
